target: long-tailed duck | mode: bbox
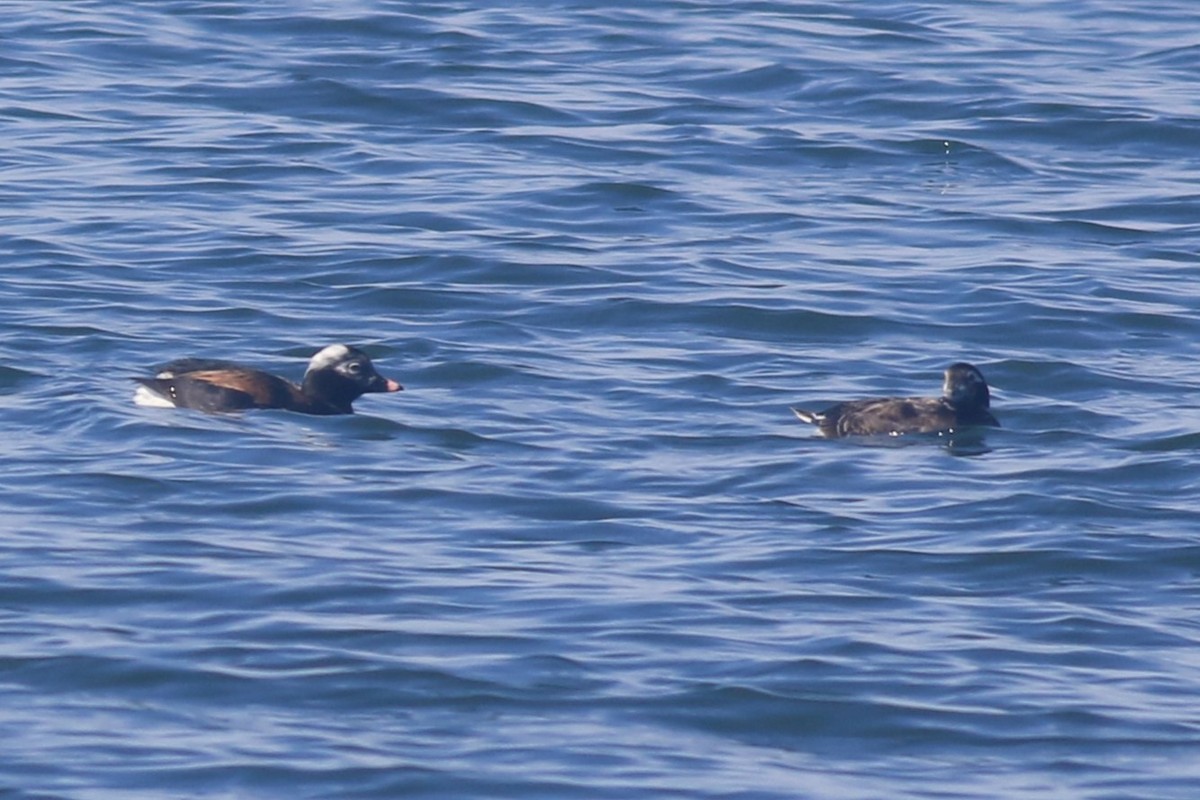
[133,344,402,415]
[792,362,999,437]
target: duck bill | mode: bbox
[382,378,403,392]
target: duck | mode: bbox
[133,343,402,415]
[792,362,999,437]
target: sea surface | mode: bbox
[2,2,1200,798]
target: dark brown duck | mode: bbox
[792,362,999,437]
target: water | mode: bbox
[3,2,1200,797]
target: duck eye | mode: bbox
[345,361,363,374]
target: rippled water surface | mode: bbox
[3,2,1200,798]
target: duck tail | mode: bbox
[791,407,823,426]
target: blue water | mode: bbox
[3,2,1200,797]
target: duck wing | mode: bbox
[135,368,304,412]
[152,358,254,378]
[796,396,956,437]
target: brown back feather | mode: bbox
[182,369,303,408]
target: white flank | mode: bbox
[133,385,176,408]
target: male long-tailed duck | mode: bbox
[133,344,402,415]
[792,362,999,437]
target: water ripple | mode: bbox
[3,1,1200,798]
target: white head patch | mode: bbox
[306,344,353,375]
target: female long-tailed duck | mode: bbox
[133,344,402,415]
[792,362,998,437]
